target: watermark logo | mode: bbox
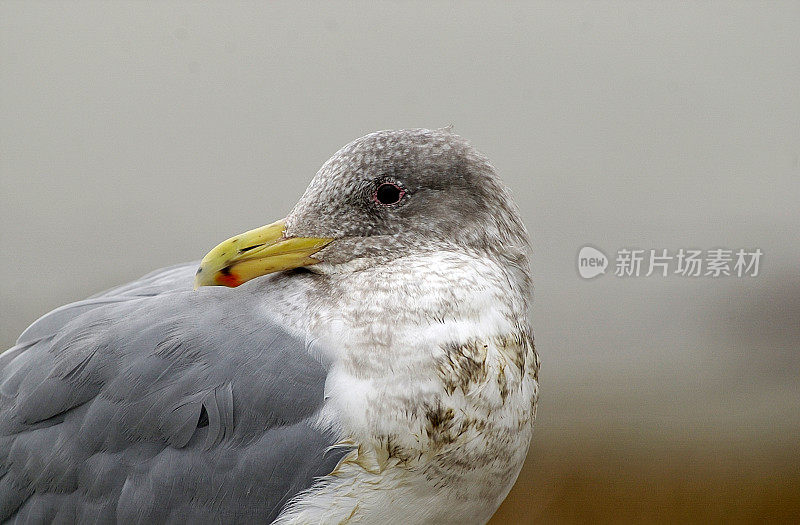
[577,246,609,279]
[577,247,762,279]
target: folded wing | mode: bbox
[0,264,345,523]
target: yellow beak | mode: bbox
[194,219,332,288]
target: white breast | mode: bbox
[274,251,539,524]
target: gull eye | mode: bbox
[374,182,405,205]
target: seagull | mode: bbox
[0,128,538,524]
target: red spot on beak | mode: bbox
[216,273,242,287]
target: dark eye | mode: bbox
[374,182,405,205]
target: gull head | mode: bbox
[195,128,530,292]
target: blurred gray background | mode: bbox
[2,2,798,522]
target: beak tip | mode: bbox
[193,266,204,290]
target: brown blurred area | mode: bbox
[490,274,800,523]
[492,433,800,523]
[2,2,798,523]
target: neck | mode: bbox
[251,250,530,360]
[320,250,527,339]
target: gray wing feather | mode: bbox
[0,264,348,523]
